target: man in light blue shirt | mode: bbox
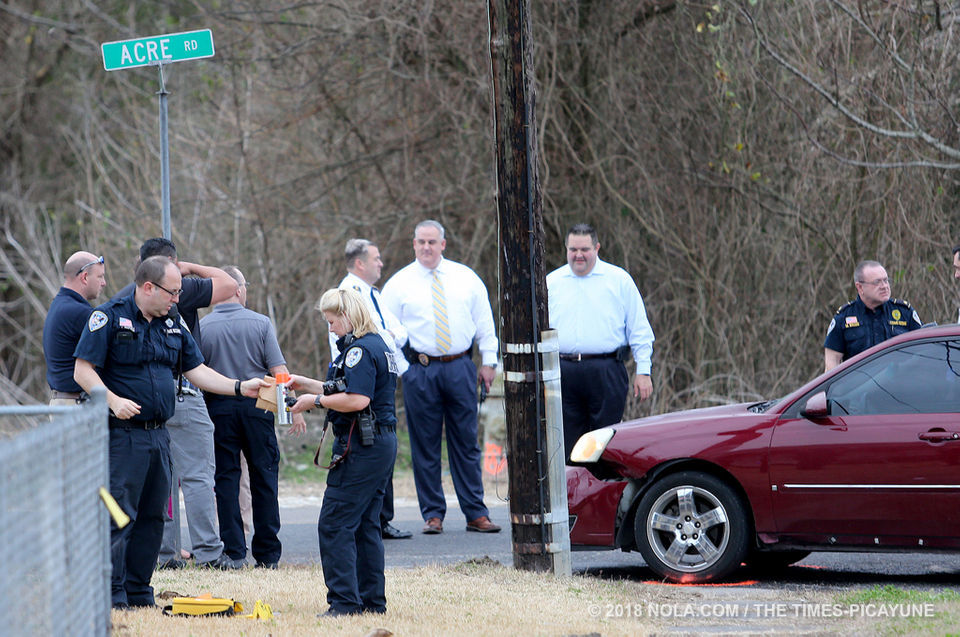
[547,223,655,462]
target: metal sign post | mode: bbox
[99,32,216,554]
[101,29,215,239]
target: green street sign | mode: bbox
[101,29,214,71]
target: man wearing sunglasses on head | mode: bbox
[824,260,922,372]
[43,252,107,406]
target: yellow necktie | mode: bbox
[431,270,451,353]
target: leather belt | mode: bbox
[334,423,396,437]
[559,351,618,362]
[409,349,469,366]
[109,416,165,430]
[50,390,82,399]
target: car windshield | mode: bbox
[748,398,780,413]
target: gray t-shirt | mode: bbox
[199,303,285,378]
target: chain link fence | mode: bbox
[0,390,110,636]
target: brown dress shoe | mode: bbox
[466,516,501,533]
[422,517,443,534]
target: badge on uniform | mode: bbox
[345,347,363,368]
[165,318,174,328]
[352,284,361,294]
[88,310,108,332]
[844,316,859,328]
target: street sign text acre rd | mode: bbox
[101,29,214,71]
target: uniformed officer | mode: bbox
[73,256,266,610]
[824,260,922,372]
[331,238,411,540]
[114,238,239,570]
[43,251,107,405]
[289,288,399,617]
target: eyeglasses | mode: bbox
[76,255,104,275]
[153,281,182,298]
[858,277,890,287]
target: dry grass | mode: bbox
[113,559,664,636]
[110,558,930,637]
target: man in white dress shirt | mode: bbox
[547,223,655,463]
[331,238,412,540]
[381,220,501,534]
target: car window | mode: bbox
[827,340,960,415]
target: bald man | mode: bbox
[42,251,107,405]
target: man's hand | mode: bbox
[633,374,653,401]
[240,377,270,398]
[108,394,141,419]
[478,365,496,392]
[288,412,307,436]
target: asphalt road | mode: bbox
[267,496,960,587]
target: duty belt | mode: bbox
[50,390,82,400]
[408,349,469,366]
[559,351,618,362]
[109,416,165,430]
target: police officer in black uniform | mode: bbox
[289,288,398,617]
[73,256,267,609]
[824,260,922,372]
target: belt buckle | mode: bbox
[573,353,582,362]
[417,353,430,366]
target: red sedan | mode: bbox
[567,325,960,583]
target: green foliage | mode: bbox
[837,585,960,606]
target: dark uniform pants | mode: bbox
[206,395,282,564]
[560,357,629,463]
[401,356,488,522]
[319,426,396,614]
[109,426,171,607]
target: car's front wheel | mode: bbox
[634,471,750,583]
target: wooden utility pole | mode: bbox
[487,0,570,573]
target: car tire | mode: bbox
[743,550,810,572]
[634,471,750,583]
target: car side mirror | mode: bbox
[800,391,829,419]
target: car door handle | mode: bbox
[918,431,960,442]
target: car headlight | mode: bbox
[569,427,615,463]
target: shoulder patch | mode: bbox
[88,310,108,332]
[835,300,855,315]
[891,298,914,310]
[345,347,363,368]
[826,317,836,335]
